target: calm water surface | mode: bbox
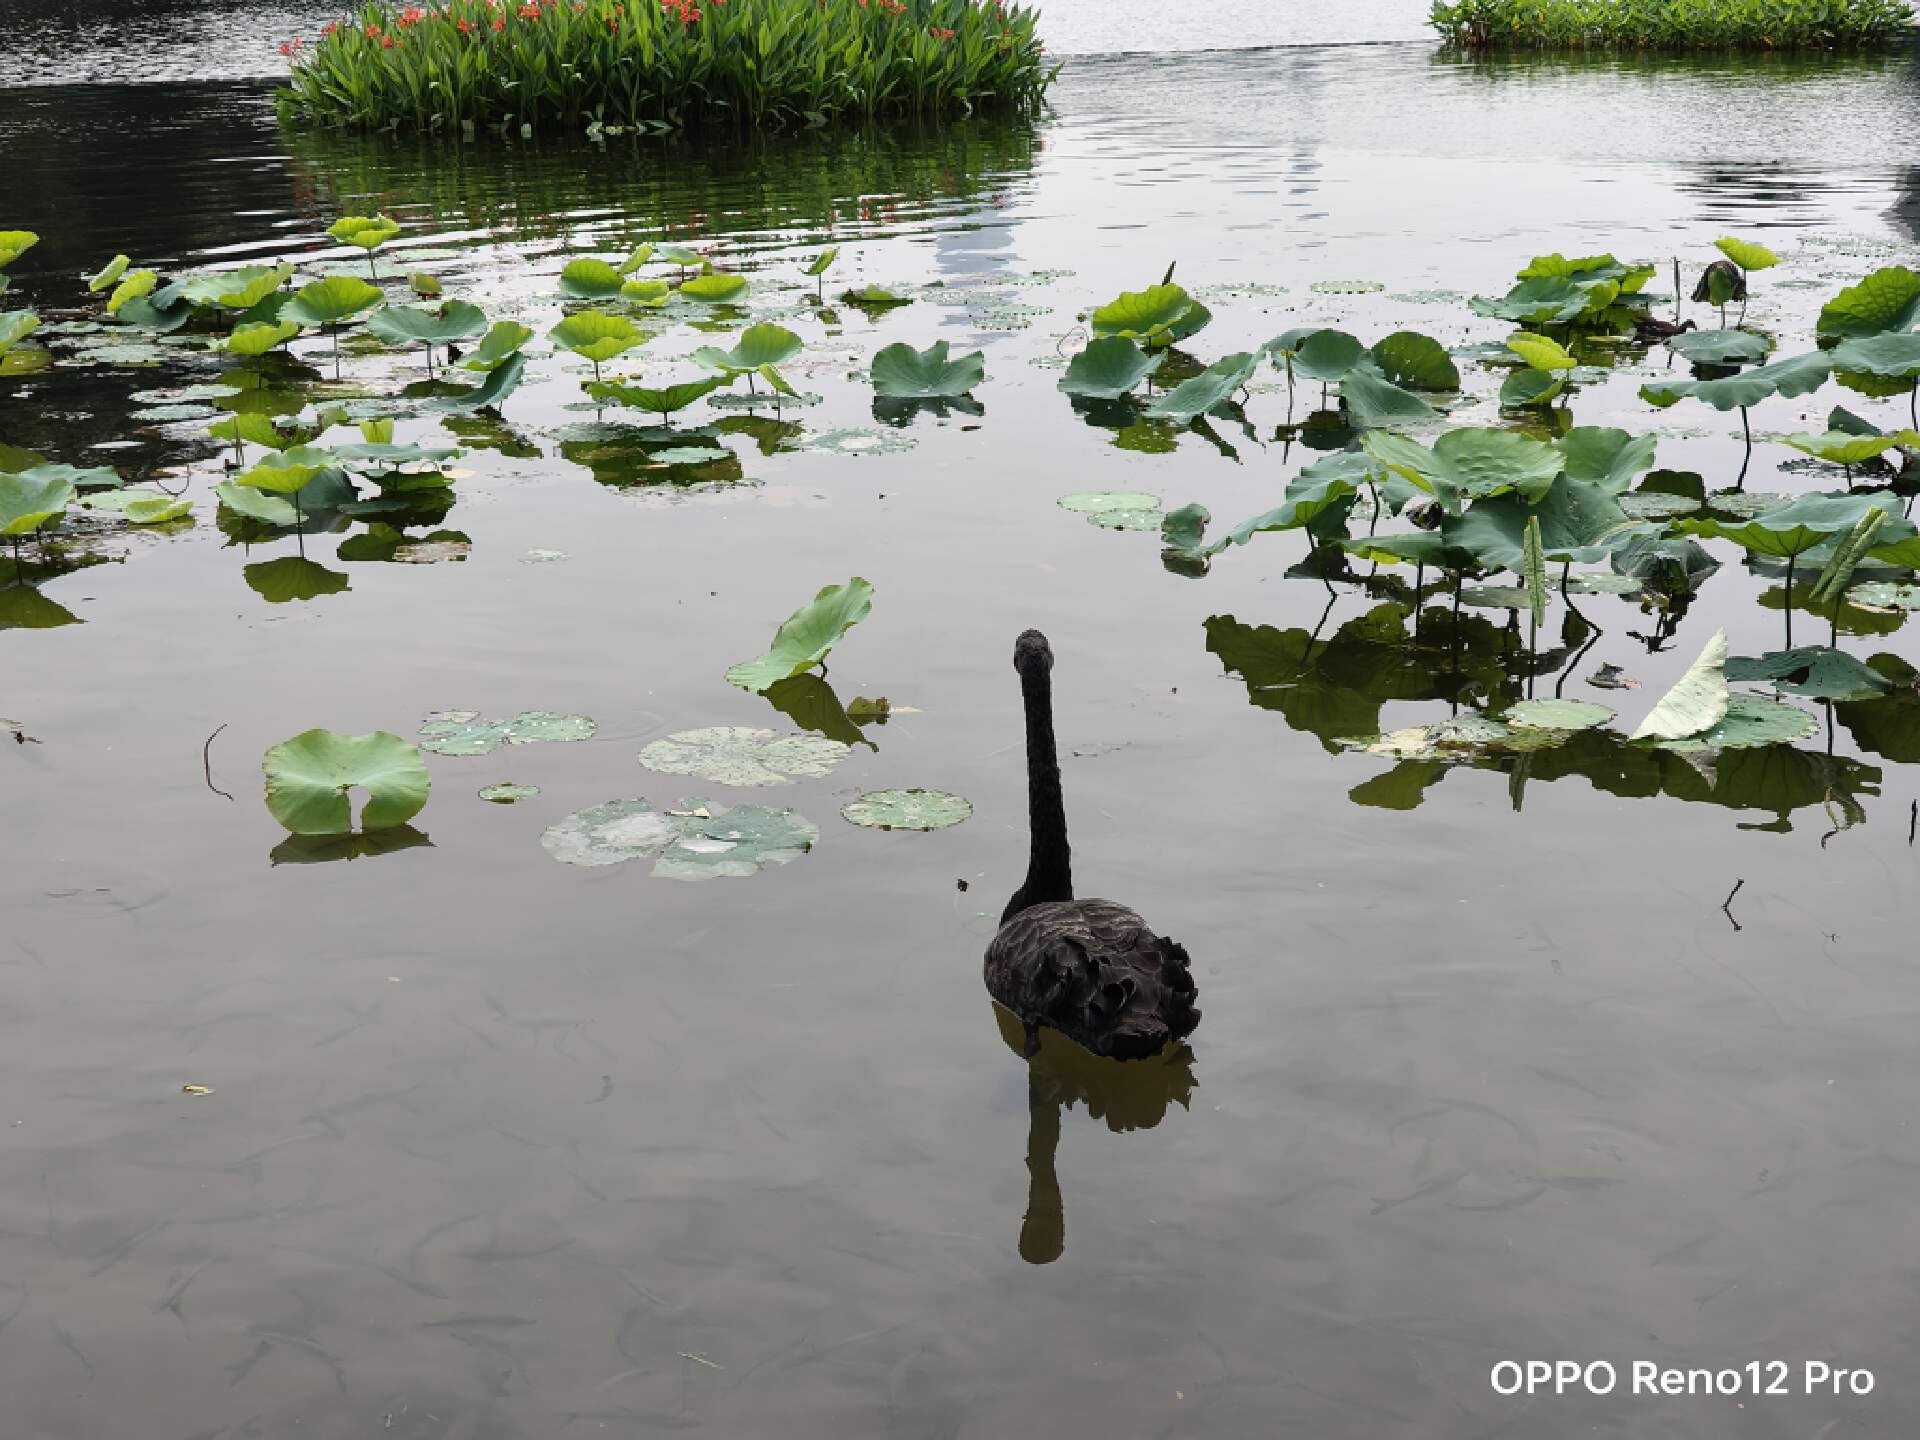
[5,17,1920,1440]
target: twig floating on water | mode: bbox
[1721,878,1745,933]
[203,723,233,802]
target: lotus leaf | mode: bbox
[224,319,301,356]
[0,310,38,355]
[1556,426,1656,493]
[655,245,703,266]
[726,577,874,692]
[1666,328,1770,366]
[549,311,645,365]
[0,471,75,534]
[638,726,850,787]
[416,709,595,757]
[679,273,748,302]
[479,783,539,803]
[282,276,382,328]
[1506,332,1577,371]
[1504,699,1614,730]
[1639,350,1831,411]
[803,248,839,278]
[1058,336,1162,398]
[1780,430,1917,465]
[1497,367,1566,408]
[1265,328,1365,383]
[583,375,728,414]
[1443,475,1647,570]
[410,273,442,297]
[167,264,294,312]
[0,231,39,268]
[430,352,528,413]
[234,448,335,495]
[1848,582,1920,610]
[1146,352,1258,423]
[558,259,626,299]
[621,278,671,306]
[1343,713,1569,761]
[1630,629,1729,741]
[871,340,985,398]
[692,323,803,375]
[215,482,297,525]
[1161,455,1362,563]
[619,244,655,273]
[106,270,158,314]
[540,797,816,879]
[1369,331,1459,390]
[1816,266,1920,340]
[77,488,191,524]
[86,254,129,292]
[1091,283,1195,345]
[367,299,487,347]
[1675,492,1909,559]
[327,214,400,251]
[841,789,972,831]
[1363,427,1564,514]
[841,285,911,311]
[1648,694,1819,753]
[1058,492,1160,520]
[1727,647,1892,702]
[463,321,534,371]
[262,728,428,835]
[1714,237,1780,272]
[1339,369,1437,429]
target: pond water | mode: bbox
[7,16,1920,1440]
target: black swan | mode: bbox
[983,630,1200,1061]
[991,1004,1196,1265]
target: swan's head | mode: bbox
[1014,629,1053,677]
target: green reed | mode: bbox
[1430,0,1916,50]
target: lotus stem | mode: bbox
[1910,384,1917,433]
[1784,555,1796,647]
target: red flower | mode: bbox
[457,16,474,31]
[365,22,383,36]
[930,24,954,38]
[382,34,397,47]
[493,16,507,28]
[398,5,427,27]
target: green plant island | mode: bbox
[279,0,1055,133]
[1430,0,1917,50]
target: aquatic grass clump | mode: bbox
[1430,0,1916,50]
[280,0,1055,133]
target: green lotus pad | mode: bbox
[418,709,596,756]
[262,728,430,835]
[840,789,973,831]
[539,797,816,879]
[637,726,850,787]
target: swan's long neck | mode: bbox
[1013,660,1072,915]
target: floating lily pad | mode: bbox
[479,783,540,803]
[419,709,596,756]
[262,728,430,835]
[1310,279,1385,295]
[1646,693,1819,752]
[1058,492,1160,518]
[1727,647,1892,701]
[540,797,816,879]
[1849,581,1920,610]
[1342,713,1567,760]
[1503,699,1614,731]
[840,788,973,831]
[637,726,850,787]
[130,403,216,424]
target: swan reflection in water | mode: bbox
[992,1003,1197,1265]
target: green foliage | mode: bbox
[1430,0,1916,50]
[1146,352,1259,424]
[1369,331,1460,390]
[692,323,804,375]
[367,299,489,347]
[870,340,985,397]
[327,214,400,251]
[282,0,1054,131]
[549,310,646,365]
[0,231,39,269]
[281,275,383,327]
[680,271,749,302]
[583,375,727,414]
[1059,337,1163,398]
[0,470,75,535]
[262,728,430,835]
[1639,350,1831,411]
[558,258,627,299]
[726,577,875,692]
[1817,266,1920,339]
[1714,236,1780,272]
[1092,284,1210,349]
